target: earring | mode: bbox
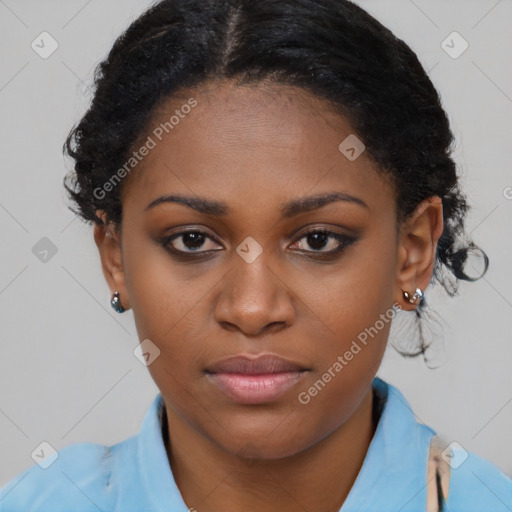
[403,287,423,305]
[111,291,125,313]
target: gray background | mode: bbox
[1,0,511,487]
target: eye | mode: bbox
[161,227,358,259]
[162,229,222,254]
[289,229,357,256]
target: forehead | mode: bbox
[121,79,395,217]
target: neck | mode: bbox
[163,385,377,512]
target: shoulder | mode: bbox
[0,436,137,512]
[444,443,512,511]
[376,378,511,511]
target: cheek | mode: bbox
[293,225,397,405]
[123,232,201,331]
[301,227,398,337]
[122,236,217,389]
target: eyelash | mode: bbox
[160,228,358,260]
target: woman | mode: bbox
[1,0,510,510]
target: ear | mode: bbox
[394,196,444,311]
[93,210,131,311]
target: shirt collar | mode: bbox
[340,376,435,511]
[133,376,435,511]
[135,392,185,510]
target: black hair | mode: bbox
[63,0,489,361]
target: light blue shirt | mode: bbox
[1,377,511,511]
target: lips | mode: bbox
[205,354,310,404]
[205,354,308,375]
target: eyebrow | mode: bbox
[144,191,369,217]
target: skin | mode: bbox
[94,78,444,512]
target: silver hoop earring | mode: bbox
[111,291,125,313]
[403,287,423,305]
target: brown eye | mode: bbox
[162,230,222,254]
[291,229,357,256]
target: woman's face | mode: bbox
[97,79,424,460]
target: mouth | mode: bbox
[204,353,310,404]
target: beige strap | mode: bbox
[426,434,451,511]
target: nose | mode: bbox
[213,254,296,337]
